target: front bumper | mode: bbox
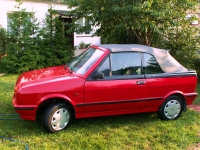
[12,97,37,120]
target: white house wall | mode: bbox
[0,0,101,47]
[74,34,101,48]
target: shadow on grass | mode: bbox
[71,112,158,129]
[0,110,199,141]
[0,112,158,135]
[0,109,199,145]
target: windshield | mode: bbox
[68,48,104,74]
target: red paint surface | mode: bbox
[13,46,198,120]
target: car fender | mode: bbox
[164,90,185,99]
[36,94,77,112]
[159,90,187,111]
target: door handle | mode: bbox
[136,81,146,85]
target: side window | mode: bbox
[143,53,164,74]
[111,52,141,76]
[99,57,110,77]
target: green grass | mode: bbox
[0,74,200,150]
[194,83,200,104]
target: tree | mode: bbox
[38,6,74,68]
[64,0,200,69]
[2,0,42,73]
[0,0,73,73]
[154,24,200,68]
[0,26,7,62]
[64,0,199,46]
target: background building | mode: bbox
[0,0,101,48]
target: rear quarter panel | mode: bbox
[144,74,198,109]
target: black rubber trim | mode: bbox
[145,97,163,101]
[185,93,198,97]
[145,71,197,79]
[75,104,84,107]
[75,97,163,107]
[87,74,145,81]
[84,99,145,106]
[14,107,35,110]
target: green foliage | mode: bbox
[194,83,200,104]
[0,26,7,62]
[37,6,73,68]
[1,1,42,73]
[77,41,91,49]
[0,1,73,73]
[193,57,200,79]
[153,25,200,68]
[101,27,128,44]
[65,0,200,68]
[65,0,198,45]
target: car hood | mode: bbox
[16,66,72,85]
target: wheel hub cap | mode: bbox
[51,108,70,131]
[164,100,181,119]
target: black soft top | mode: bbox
[96,44,188,73]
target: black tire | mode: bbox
[158,96,183,120]
[42,103,72,133]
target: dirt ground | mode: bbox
[0,73,5,76]
[188,105,200,113]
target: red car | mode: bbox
[13,44,198,132]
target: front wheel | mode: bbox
[158,96,183,120]
[42,103,72,133]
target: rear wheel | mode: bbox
[42,103,72,133]
[158,96,183,120]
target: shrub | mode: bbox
[0,26,7,62]
[0,1,73,73]
[153,25,200,69]
[193,58,200,79]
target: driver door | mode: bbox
[84,52,146,113]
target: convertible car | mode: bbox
[13,44,198,132]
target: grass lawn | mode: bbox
[0,74,200,150]
[194,83,200,104]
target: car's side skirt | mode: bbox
[75,97,163,107]
[75,107,159,118]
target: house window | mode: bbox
[7,12,33,33]
[7,13,13,32]
[76,17,93,35]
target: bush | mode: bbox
[0,26,7,62]
[153,25,200,69]
[193,58,200,79]
[0,1,73,73]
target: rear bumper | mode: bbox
[12,97,37,120]
[184,92,198,105]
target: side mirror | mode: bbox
[92,70,104,79]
